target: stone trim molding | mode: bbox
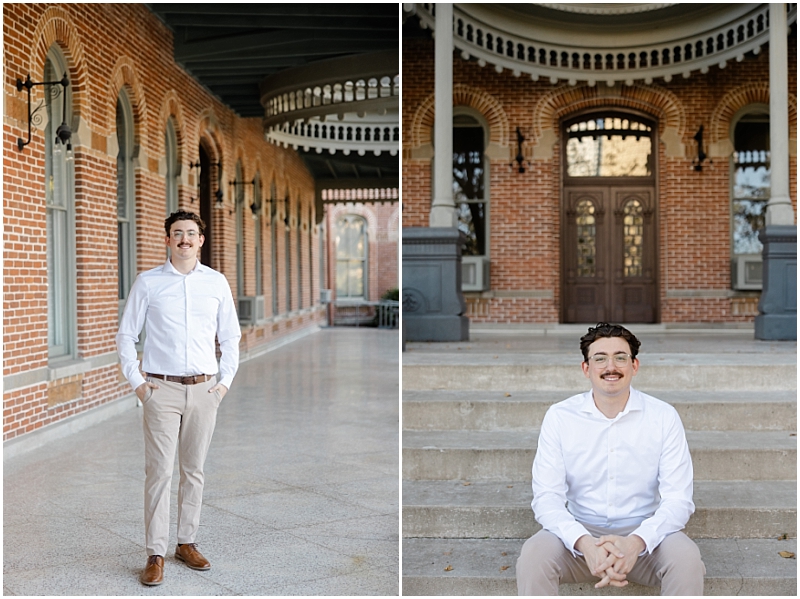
[411,3,796,87]
[328,203,379,243]
[532,83,686,159]
[408,83,509,159]
[708,82,798,158]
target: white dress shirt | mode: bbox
[531,387,694,556]
[116,259,241,392]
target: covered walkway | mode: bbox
[4,328,399,595]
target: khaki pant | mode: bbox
[142,376,221,557]
[516,523,705,596]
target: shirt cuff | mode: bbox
[629,526,656,554]
[563,521,593,556]
[128,372,146,392]
[217,375,234,390]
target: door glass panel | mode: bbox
[566,116,653,177]
[623,199,644,277]
[576,199,596,277]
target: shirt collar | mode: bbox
[580,387,643,419]
[162,258,206,275]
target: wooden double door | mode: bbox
[563,184,657,323]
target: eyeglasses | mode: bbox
[171,230,200,239]
[588,354,632,367]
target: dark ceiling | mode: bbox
[148,3,399,182]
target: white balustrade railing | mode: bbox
[412,3,795,85]
[265,75,400,119]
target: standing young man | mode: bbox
[516,323,705,595]
[116,210,241,586]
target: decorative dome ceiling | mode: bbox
[405,3,795,86]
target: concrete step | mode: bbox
[402,480,797,540]
[402,353,796,392]
[403,389,798,431]
[402,430,797,481]
[402,537,798,596]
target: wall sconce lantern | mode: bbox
[510,127,529,173]
[188,159,224,205]
[691,125,712,171]
[16,73,71,152]
[228,178,263,219]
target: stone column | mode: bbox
[755,3,796,340]
[766,2,793,225]
[402,3,468,341]
[430,2,456,227]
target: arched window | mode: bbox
[270,181,278,316]
[297,200,303,309]
[165,117,178,216]
[116,88,136,305]
[45,46,75,358]
[254,173,263,297]
[453,113,487,256]
[336,214,367,299]
[565,115,654,177]
[731,107,769,289]
[285,192,292,312]
[235,161,244,298]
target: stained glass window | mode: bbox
[623,199,644,277]
[576,199,596,277]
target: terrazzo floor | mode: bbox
[3,328,400,596]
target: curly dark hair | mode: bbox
[165,210,205,237]
[579,322,641,362]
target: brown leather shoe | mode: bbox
[175,543,211,570]
[140,555,164,586]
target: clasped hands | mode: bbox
[575,533,646,589]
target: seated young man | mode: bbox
[516,323,705,596]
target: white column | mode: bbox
[766,3,794,225]
[430,3,456,228]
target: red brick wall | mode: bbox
[3,4,325,441]
[403,30,797,324]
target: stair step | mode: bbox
[402,537,798,596]
[403,390,798,431]
[402,353,796,392]
[402,480,797,540]
[403,430,797,481]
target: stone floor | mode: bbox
[3,328,400,596]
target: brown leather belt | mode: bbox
[147,373,214,385]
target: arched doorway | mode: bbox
[561,111,658,323]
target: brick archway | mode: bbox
[108,57,148,152]
[408,83,510,156]
[30,6,88,126]
[532,84,686,159]
[708,83,798,157]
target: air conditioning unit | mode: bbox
[731,255,763,290]
[462,256,491,291]
[320,289,332,304]
[238,296,265,324]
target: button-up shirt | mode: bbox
[116,259,241,392]
[531,387,694,556]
